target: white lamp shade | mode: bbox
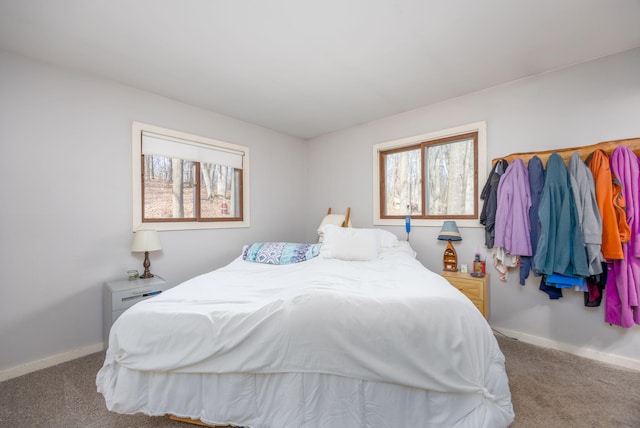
[131,230,162,252]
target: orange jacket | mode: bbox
[588,149,630,260]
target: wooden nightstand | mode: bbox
[440,271,489,319]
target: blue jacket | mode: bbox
[533,154,589,277]
[520,156,544,285]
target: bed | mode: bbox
[97,225,514,427]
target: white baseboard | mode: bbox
[0,342,105,382]
[494,327,640,372]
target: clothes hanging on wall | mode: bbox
[484,144,640,328]
[519,156,545,285]
[585,261,608,307]
[480,159,508,248]
[568,152,603,276]
[545,273,586,289]
[493,158,531,282]
[495,158,532,256]
[587,149,630,260]
[534,153,590,279]
[607,146,640,327]
[585,150,629,310]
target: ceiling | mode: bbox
[1,1,639,139]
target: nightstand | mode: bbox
[440,271,489,319]
[103,275,171,343]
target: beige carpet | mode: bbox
[496,334,640,427]
[1,335,639,427]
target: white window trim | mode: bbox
[372,121,487,228]
[132,121,251,231]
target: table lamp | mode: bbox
[438,221,462,272]
[131,230,162,278]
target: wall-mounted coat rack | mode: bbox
[492,137,640,166]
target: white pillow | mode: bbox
[320,224,379,261]
[377,228,399,248]
[317,214,352,242]
[379,240,417,258]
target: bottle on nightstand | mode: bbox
[471,252,486,277]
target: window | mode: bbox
[132,122,250,231]
[373,122,486,227]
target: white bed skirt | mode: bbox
[97,341,513,428]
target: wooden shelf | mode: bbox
[492,137,640,167]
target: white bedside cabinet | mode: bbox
[103,275,171,344]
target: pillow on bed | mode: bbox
[380,240,417,258]
[377,228,399,248]
[317,214,352,242]
[320,225,380,261]
[243,242,321,265]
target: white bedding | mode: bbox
[97,244,514,427]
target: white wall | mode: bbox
[2,46,639,377]
[304,48,640,367]
[0,50,307,374]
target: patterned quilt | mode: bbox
[242,242,321,265]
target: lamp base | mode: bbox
[140,251,155,279]
[442,240,458,272]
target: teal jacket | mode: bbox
[533,153,589,277]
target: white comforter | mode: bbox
[98,246,513,426]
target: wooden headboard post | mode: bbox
[342,208,351,227]
[326,207,351,227]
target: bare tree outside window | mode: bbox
[171,158,185,218]
[425,138,475,216]
[199,163,238,218]
[383,146,422,216]
[143,155,240,221]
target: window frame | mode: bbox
[132,122,250,231]
[373,121,486,228]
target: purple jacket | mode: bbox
[494,158,532,256]
[607,146,640,327]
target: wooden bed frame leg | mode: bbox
[168,414,233,427]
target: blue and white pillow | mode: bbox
[242,242,321,265]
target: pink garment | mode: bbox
[607,146,640,327]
